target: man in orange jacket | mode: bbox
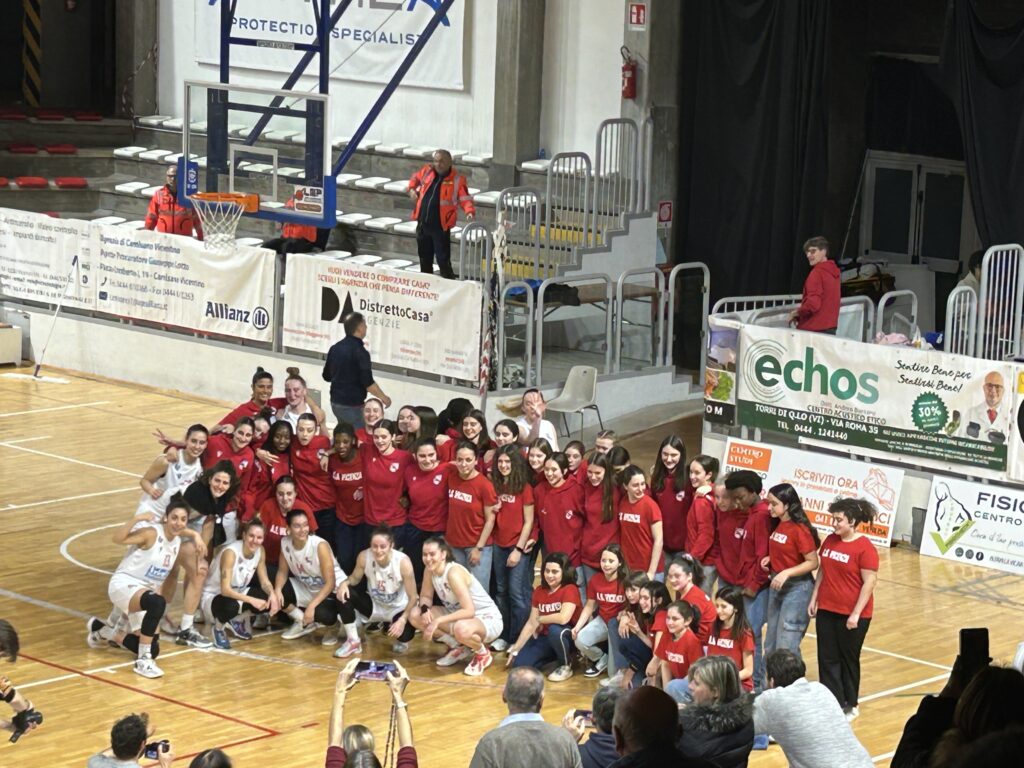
[144,166,203,240]
[261,194,321,255]
[407,149,475,279]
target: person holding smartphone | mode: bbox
[87,713,175,768]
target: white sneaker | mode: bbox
[464,649,494,677]
[436,645,472,667]
[281,620,320,640]
[845,706,860,722]
[548,664,574,682]
[251,613,269,630]
[133,654,164,679]
[601,671,624,688]
[490,638,509,652]
[321,624,340,646]
[85,617,107,649]
[333,638,363,659]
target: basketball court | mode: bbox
[2,368,1023,766]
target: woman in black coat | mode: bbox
[677,655,755,768]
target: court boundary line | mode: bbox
[0,401,110,418]
[805,632,951,671]
[18,650,197,690]
[59,522,120,575]
[0,440,140,477]
[4,486,138,512]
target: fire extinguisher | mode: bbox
[621,46,637,100]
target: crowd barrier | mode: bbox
[945,284,977,357]
[977,243,1024,361]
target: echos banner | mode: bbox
[736,325,1014,475]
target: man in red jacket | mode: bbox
[144,166,203,240]
[789,236,840,333]
[407,149,475,279]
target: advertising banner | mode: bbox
[90,228,276,342]
[920,475,1024,576]
[0,208,95,310]
[704,316,739,425]
[736,325,1014,474]
[722,438,901,546]
[282,253,482,380]
[194,0,466,91]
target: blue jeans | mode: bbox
[333,519,365,576]
[620,633,654,673]
[765,576,813,659]
[666,677,692,704]
[608,617,626,675]
[313,508,336,554]
[744,586,769,692]
[403,525,442,589]
[699,563,719,598]
[451,545,493,592]
[330,402,364,430]
[579,564,599,591]
[493,545,534,644]
[512,623,574,669]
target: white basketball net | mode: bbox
[191,197,246,254]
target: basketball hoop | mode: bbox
[190,192,260,253]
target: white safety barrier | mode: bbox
[945,285,977,357]
[976,244,1024,361]
[593,118,641,245]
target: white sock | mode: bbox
[344,623,360,643]
[287,608,304,622]
[179,613,194,632]
[138,642,152,659]
[438,632,459,648]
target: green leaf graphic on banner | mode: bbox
[930,519,975,554]
[912,392,948,433]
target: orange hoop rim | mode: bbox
[191,191,260,213]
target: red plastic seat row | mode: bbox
[8,143,38,154]
[15,177,48,188]
[0,177,8,187]
[55,176,88,189]
[36,110,65,121]
[45,143,77,155]
[13,176,88,189]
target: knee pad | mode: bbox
[0,676,15,703]
[139,592,166,614]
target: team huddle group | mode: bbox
[90,365,881,721]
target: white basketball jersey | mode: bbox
[432,562,500,618]
[281,403,312,432]
[202,540,260,599]
[282,534,345,591]
[114,524,182,588]
[364,549,409,611]
[136,453,203,515]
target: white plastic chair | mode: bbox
[545,365,603,437]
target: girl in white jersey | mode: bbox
[136,424,209,516]
[99,499,206,679]
[277,367,326,432]
[272,508,346,643]
[409,536,503,677]
[201,520,280,649]
[333,525,418,659]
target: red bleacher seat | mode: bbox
[8,143,39,154]
[73,112,102,122]
[15,177,48,189]
[0,109,27,121]
[45,144,77,155]
[43,211,61,218]
[54,176,88,189]
[36,110,66,121]
[0,177,8,187]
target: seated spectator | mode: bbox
[561,687,623,768]
[753,650,872,768]
[957,250,983,292]
[676,656,754,768]
[326,658,416,768]
[948,726,1024,768]
[469,667,582,768]
[260,193,324,255]
[189,749,232,768]
[87,712,175,768]
[609,687,715,768]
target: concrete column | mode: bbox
[491,0,546,189]
[114,0,158,118]
[620,0,682,254]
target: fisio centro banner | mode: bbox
[722,438,902,547]
[921,476,1024,576]
[736,325,1015,476]
[89,228,276,342]
[282,253,482,380]
[0,208,95,310]
[195,0,466,90]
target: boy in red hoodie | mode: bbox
[790,236,841,333]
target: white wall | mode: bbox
[156,1,497,154]
[540,0,625,156]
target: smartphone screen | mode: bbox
[960,628,990,674]
[354,661,397,680]
[573,709,594,728]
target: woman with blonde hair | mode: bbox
[677,655,755,768]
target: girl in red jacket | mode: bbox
[649,435,690,558]
[687,455,721,595]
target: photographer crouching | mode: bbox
[87,712,175,768]
[0,620,43,743]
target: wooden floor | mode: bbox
[1,366,1023,767]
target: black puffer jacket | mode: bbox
[677,694,755,768]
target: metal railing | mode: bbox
[593,118,640,245]
[535,274,613,385]
[457,222,491,281]
[613,267,665,372]
[641,115,654,211]
[495,279,535,392]
[876,289,919,337]
[945,285,977,357]
[711,294,802,316]
[976,244,1024,361]
[747,295,876,342]
[666,262,710,380]
[544,152,593,276]
[496,187,543,280]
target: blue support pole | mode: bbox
[332,0,457,177]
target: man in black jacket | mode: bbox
[609,688,716,768]
[563,688,621,768]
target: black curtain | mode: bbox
[677,0,829,301]
[940,0,1024,246]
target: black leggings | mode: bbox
[210,582,270,624]
[337,581,415,642]
[280,581,341,625]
